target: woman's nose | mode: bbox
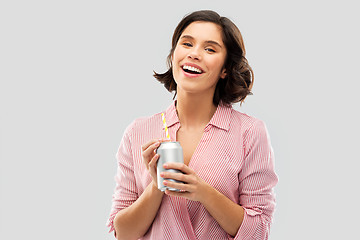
[187,48,201,60]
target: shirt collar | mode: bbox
[164,101,232,131]
[207,102,232,131]
[164,101,180,128]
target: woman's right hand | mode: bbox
[141,139,167,188]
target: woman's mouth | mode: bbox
[182,65,203,74]
[181,64,204,77]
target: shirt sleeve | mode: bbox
[234,119,278,240]
[106,123,138,235]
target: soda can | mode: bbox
[156,141,184,192]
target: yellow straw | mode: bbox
[161,113,170,140]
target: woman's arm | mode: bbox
[199,184,245,236]
[109,138,167,240]
[113,182,164,240]
[162,165,244,237]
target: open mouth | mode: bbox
[182,65,203,74]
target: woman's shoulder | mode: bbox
[123,111,163,136]
[231,108,262,124]
[122,102,176,140]
[230,108,268,133]
[135,112,163,127]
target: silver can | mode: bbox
[156,141,184,192]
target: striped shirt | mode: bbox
[107,102,278,239]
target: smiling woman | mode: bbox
[171,21,227,99]
[107,10,277,240]
[154,10,254,106]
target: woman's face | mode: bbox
[172,21,227,97]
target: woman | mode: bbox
[107,10,278,240]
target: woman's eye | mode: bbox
[205,48,216,53]
[183,42,192,47]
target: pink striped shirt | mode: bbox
[107,102,278,239]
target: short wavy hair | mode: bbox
[153,10,254,106]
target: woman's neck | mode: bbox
[176,91,217,130]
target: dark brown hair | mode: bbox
[154,10,254,106]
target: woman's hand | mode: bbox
[160,162,211,202]
[141,139,168,188]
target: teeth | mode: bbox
[182,65,202,73]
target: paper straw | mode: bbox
[161,113,170,140]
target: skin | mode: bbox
[113,21,244,240]
[172,21,227,99]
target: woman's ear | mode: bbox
[170,53,174,67]
[220,68,227,79]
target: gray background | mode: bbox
[1,0,359,239]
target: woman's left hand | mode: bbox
[160,162,211,202]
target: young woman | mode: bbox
[107,10,278,240]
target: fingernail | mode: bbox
[160,172,164,177]
[163,163,168,168]
[163,180,167,185]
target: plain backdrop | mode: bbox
[1,0,359,239]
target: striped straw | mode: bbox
[161,113,170,140]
